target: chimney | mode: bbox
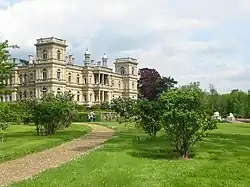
[71,56,75,64]
[68,55,72,64]
[28,55,33,64]
[65,56,69,63]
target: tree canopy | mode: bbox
[0,40,15,94]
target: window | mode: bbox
[77,91,80,101]
[19,92,22,100]
[132,82,135,89]
[19,75,22,84]
[24,74,27,84]
[57,69,61,80]
[77,74,80,84]
[42,87,47,95]
[57,88,61,95]
[84,94,87,101]
[57,50,61,60]
[30,91,33,98]
[42,68,47,79]
[84,78,87,84]
[9,95,12,102]
[68,73,71,83]
[24,91,27,98]
[42,49,48,60]
[118,81,121,88]
[30,73,33,81]
[121,67,125,75]
[132,67,135,75]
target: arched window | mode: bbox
[42,87,47,96]
[132,67,135,75]
[121,67,125,75]
[77,91,80,101]
[57,88,61,95]
[42,49,48,60]
[77,74,80,84]
[68,73,71,83]
[42,68,47,79]
[57,50,61,60]
[57,69,61,80]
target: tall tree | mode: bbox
[0,40,15,94]
[138,68,161,101]
[155,76,178,98]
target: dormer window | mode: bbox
[57,50,61,60]
[42,49,48,60]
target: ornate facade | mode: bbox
[3,37,138,106]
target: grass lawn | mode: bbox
[0,123,90,163]
[13,122,250,187]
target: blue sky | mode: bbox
[0,0,250,93]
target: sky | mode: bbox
[0,0,250,93]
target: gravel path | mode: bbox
[0,123,114,187]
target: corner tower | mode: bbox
[35,37,68,64]
[114,57,138,99]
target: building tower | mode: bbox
[84,49,91,66]
[102,53,108,67]
[114,57,138,99]
[35,37,67,64]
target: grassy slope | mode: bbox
[0,123,90,163]
[13,122,250,187]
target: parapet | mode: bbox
[35,37,67,47]
[114,57,138,65]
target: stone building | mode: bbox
[3,37,138,106]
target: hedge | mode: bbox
[73,112,101,122]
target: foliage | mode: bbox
[138,68,178,101]
[160,85,217,159]
[74,112,101,122]
[110,97,136,123]
[138,68,161,100]
[0,40,16,94]
[90,104,102,110]
[134,99,162,136]
[100,101,110,110]
[155,76,178,98]
[33,93,77,135]
[205,86,250,118]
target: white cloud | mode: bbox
[0,0,249,93]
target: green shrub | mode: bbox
[74,112,101,122]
